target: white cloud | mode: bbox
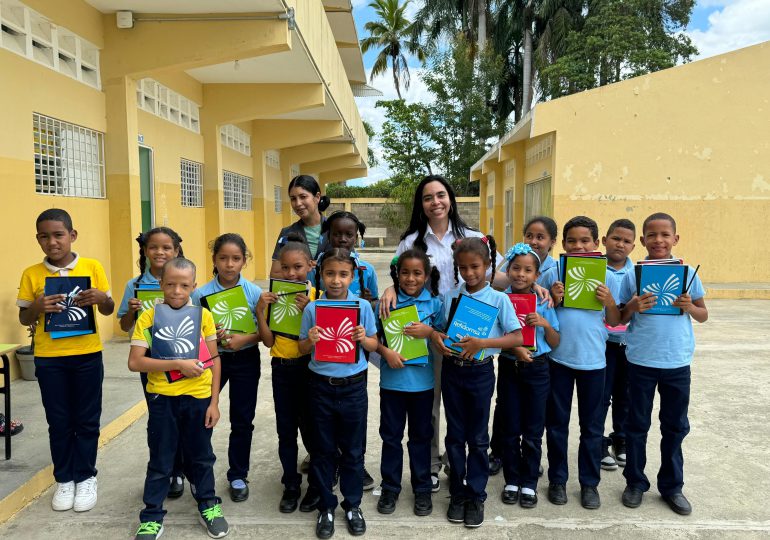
[688,0,770,59]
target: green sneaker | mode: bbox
[135,521,164,539]
[199,503,229,538]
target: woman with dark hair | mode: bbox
[270,175,332,278]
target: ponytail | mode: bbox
[429,266,441,296]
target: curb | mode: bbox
[0,399,147,526]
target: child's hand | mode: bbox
[383,349,406,369]
[631,292,657,313]
[595,284,616,308]
[351,325,367,342]
[524,312,547,328]
[74,288,108,307]
[430,330,455,356]
[308,326,321,344]
[204,403,220,429]
[673,293,693,313]
[550,282,565,303]
[34,294,65,314]
[533,284,554,308]
[456,335,483,360]
[257,291,278,312]
[177,359,204,379]
[127,297,142,314]
[403,322,434,339]
[512,347,534,363]
[294,293,310,311]
[221,333,250,351]
[216,324,229,341]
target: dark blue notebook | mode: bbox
[443,294,499,361]
[635,264,689,316]
[44,276,96,338]
[150,304,203,359]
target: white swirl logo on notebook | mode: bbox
[642,274,680,306]
[140,298,161,312]
[566,266,603,298]
[383,319,415,354]
[56,285,88,322]
[318,317,355,353]
[271,295,301,323]
[211,300,250,328]
[154,315,196,354]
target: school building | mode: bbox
[0,0,371,366]
[472,41,770,290]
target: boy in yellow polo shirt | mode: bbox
[128,257,228,540]
[17,209,114,513]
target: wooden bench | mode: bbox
[366,227,387,247]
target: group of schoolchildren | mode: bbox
[17,205,707,540]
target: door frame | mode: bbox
[138,144,155,231]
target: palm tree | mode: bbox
[360,0,426,100]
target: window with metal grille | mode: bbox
[223,170,252,210]
[524,176,552,224]
[33,113,105,198]
[274,185,282,213]
[180,159,203,207]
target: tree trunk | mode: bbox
[477,0,487,52]
[522,8,533,115]
[392,56,403,99]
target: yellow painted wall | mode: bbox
[0,48,113,356]
[221,144,256,281]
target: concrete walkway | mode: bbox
[2,252,769,538]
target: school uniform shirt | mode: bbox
[397,225,502,296]
[17,253,111,358]
[131,303,218,399]
[272,218,331,261]
[377,289,446,392]
[618,267,705,369]
[300,291,377,377]
[442,283,521,357]
[536,254,557,286]
[191,275,262,352]
[606,257,634,344]
[547,270,620,371]
[117,269,160,318]
[309,251,379,299]
[270,287,318,359]
[503,286,560,356]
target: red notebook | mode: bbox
[507,294,537,351]
[315,305,360,363]
[166,336,214,383]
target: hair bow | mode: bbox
[505,242,540,264]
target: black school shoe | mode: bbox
[613,438,627,467]
[413,492,432,516]
[229,479,249,503]
[663,492,692,515]
[300,486,321,512]
[488,454,502,476]
[580,485,601,509]
[447,495,465,523]
[316,511,334,539]
[601,438,618,471]
[464,499,484,528]
[362,467,375,491]
[167,476,184,499]
[279,487,301,513]
[377,489,398,514]
[622,486,643,508]
[548,483,568,505]
[346,507,366,536]
[520,492,538,509]
[501,488,519,505]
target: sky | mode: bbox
[348,0,770,186]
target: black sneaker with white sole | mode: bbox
[613,437,627,467]
[198,502,229,538]
[362,467,375,491]
[601,438,618,471]
[464,499,484,528]
[430,473,440,493]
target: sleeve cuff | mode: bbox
[205,335,218,342]
[130,339,148,347]
[16,299,32,308]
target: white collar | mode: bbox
[43,252,79,273]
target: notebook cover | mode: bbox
[506,293,537,350]
[201,285,257,335]
[443,294,499,361]
[44,276,96,336]
[150,304,203,360]
[558,252,604,282]
[382,304,430,362]
[134,288,164,318]
[143,328,213,383]
[635,264,689,316]
[315,305,360,363]
[562,255,606,311]
[637,258,685,265]
[266,279,309,339]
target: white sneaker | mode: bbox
[73,477,98,512]
[52,481,75,511]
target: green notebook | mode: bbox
[382,304,429,362]
[200,285,257,334]
[134,289,164,317]
[562,256,606,311]
[267,279,309,339]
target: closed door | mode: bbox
[138,146,154,231]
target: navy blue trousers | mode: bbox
[219,346,261,482]
[309,375,367,512]
[272,357,315,489]
[624,363,691,496]
[546,360,605,487]
[379,388,433,495]
[35,352,103,483]
[601,341,629,442]
[141,371,184,479]
[140,394,218,522]
[499,354,550,490]
[442,359,496,501]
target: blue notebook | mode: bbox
[150,304,203,359]
[635,264,689,316]
[44,276,96,339]
[443,294,499,361]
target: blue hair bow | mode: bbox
[505,242,540,264]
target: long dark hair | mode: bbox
[315,248,358,295]
[400,175,473,253]
[134,227,184,287]
[288,175,331,213]
[390,249,440,297]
